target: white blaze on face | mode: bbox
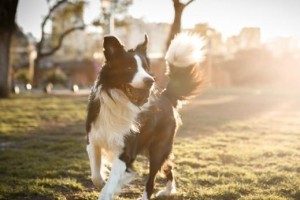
[130,55,152,88]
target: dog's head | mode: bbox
[100,35,154,106]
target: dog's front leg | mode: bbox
[98,156,126,200]
[87,142,105,189]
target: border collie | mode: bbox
[86,33,205,200]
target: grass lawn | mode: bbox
[0,89,300,200]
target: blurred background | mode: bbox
[1,1,300,199]
[1,0,300,96]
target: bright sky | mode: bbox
[17,0,300,41]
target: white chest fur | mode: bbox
[89,88,140,155]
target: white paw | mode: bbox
[156,188,177,197]
[91,175,105,189]
[121,170,136,186]
[156,180,177,197]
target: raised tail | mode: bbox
[163,32,206,107]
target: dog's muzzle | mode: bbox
[123,77,154,106]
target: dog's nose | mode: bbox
[143,77,154,87]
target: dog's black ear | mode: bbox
[135,34,148,55]
[103,36,125,60]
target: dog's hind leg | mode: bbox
[156,157,177,197]
[87,142,105,189]
[139,144,171,200]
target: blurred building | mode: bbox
[239,27,261,49]
[226,27,261,55]
[193,23,225,56]
[226,36,240,55]
[266,36,300,58]
[115,18,171,58]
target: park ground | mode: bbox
[0,88,300,200]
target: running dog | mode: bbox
[86,33,205,200]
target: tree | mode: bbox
[166,0,195,49]
[0,0,19,98]
[33,0,85,86]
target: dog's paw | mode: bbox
[92,175,105,189]
[155,188,176,197]
[156,186,177,197]
[156,180,176,197]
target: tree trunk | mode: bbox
[0,0,19,98]
[32,58,40,87]
[166,0,195,50]
[166,2,184,49]
[0,32,12,98]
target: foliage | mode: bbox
[92,0,133,27]
[14,68,30,83]
[43,68,67,86]
[112,0,133,16]
[0,89,300,199]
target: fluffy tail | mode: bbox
[163,32,206,107]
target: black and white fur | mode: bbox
[86,33,205,200]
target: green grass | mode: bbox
[0,89,300,200]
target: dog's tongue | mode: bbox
[124,84,150,106]
[131,89,150,106]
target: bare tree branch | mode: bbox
[42,0,69,29]
[37,0,69,56]
[37,0,85,57]
[184,0,196,7]
[39,25,85,58]
[33,0,85,86]
[173,0,195,7]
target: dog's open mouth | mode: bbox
[123,84,151,106]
